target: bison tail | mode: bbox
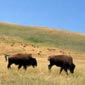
[4,54,9,61]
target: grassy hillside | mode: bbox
[0,22,85,85]
[0,22,85,53]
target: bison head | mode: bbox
[31,58,37,67]
[69,63,75,73]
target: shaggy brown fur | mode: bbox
[4,53,37,70]
[48,55,75,75]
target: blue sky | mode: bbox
[0,0,85,33]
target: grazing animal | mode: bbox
[4,53,37,70]
[48,55,75,75]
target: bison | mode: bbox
[48,55,75,75]
[4,53,37,70]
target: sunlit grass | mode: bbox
[0,23,85,53]
[0,56,85,85]
[0,23,85,85]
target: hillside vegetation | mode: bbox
[0,22,85,85]
[0,22,85,53]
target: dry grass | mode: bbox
[0,42,85,85]
[0,23,85,85]
[0,23,85,53]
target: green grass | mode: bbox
[0,23,85,53]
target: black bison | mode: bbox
[4,53,37,70]
[48,55,75,75]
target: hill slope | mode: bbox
[0,22,85,53]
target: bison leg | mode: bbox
[23,65,27,70]
[64,68,68,75]
[48,64,53,70]
[59,68,63,74]
[18,64,22,70]
[7,63,12,69]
